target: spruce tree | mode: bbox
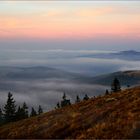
[62,92,66,100]
[38,105,43,115]
[22,102,28,119]
[56,102,60,108]
[105,89,109,95]
[76,95,80,103]
[83,94,89,100]
[4,92,16,122]
[15,106,23,121]
[61,93,71,107]
[0,108,3,125]
[0,108,2,119]
[15,103,28,121]
[111,78,121,92]
[30,107,37,117]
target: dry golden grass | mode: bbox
[0,86,140,139]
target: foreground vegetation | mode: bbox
[0,92,43,125]
[0,85,140,139]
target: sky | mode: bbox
[0,1,140,51]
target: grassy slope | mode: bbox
[0,86,140,139]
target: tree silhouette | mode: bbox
[127,85,130,88]
[15,103,28,121]
[105,89,109,95]
[16,106,23,121]
[111,78,121,92]
[0,108,2,119]
[56,102,60,108]
[61,92,71,107]
[22,102,28,119]
[62,92,66,100]
[83,94,89,100]
[3,92,16,122]
[76,95,80,103]
[30,107,37,117]
[0,108,3,125]
[38,105,43,115]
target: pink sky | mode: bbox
[0,1,140,40]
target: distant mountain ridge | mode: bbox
[0,66,88,81]
[91,70,140,86]
[80,50,140,61]
[119,50,140,55]
[0,66,139,86]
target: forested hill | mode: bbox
[0,86,140,139]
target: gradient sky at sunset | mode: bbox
[0,1,140,39]
[0,1,140,51]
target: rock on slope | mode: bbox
[0,86,140,139]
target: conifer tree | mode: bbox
[83,94,89,100]
[15,103,28,121]
[61,92,71,107]
[22,102,28,119]
[62,92,66,100]
[56,102,60,108]
[38,105,43,115]
[30,107,37,117]
[111,78,121,92]
[3,92,16,122]
[105,89,109,95]
[15,106,23,121]
[76,95,80,103]
[0,108,2,119]
[0,108,3,125]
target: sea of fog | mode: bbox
[0,49,140,111]
[0,49,140,75]
[0,79,108,111]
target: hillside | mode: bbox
[0,66,139,85]
[0,66,87,80]
[91,70,140,86]
[0,86,140,139]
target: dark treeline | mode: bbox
[56,77,123,108]
[56,93,90,109]
[0,92,43,126]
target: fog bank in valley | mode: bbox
[0,78,108,111]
